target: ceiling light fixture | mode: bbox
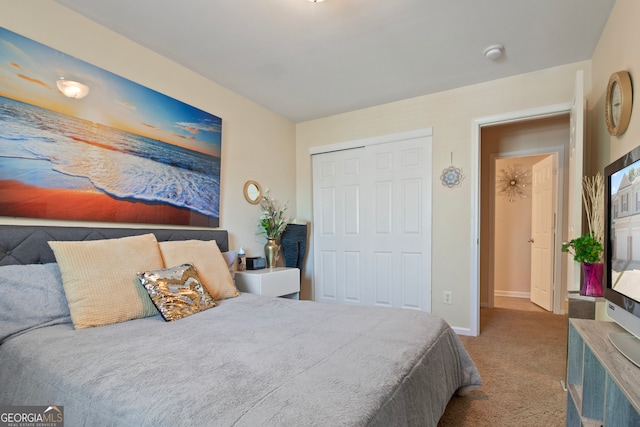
[56,78,90,99]
[484,44,504,60]
[308,0,325,2]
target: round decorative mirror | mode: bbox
[243,180,262,204]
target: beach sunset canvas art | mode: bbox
[0,27,222,226]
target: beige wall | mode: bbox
[590,0,640,169]
[0,1,297,257]
[297,61,591,330]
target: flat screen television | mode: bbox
[605,144,640,368]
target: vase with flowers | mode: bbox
[258,190,289,268]
[561,173,604,296]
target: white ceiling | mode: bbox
[54,0,616,123]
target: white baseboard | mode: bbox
[452,326,474,336]
[494,290,530,299]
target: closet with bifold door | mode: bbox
[311,129,433,312]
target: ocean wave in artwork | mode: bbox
[0,97,220,218]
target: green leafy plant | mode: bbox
[561,233,603,264]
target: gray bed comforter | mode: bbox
[0,293,481,426]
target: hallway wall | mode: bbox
[494,155,549,297]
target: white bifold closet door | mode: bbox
[312,134,432,311]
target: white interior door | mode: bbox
[567,70,585,292]
[312,135,432,311]
[530,154,557,310]
[312,148,366,304]
[365,140,431,310]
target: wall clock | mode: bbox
[605,70,633,136]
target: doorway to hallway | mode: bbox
[479,114,570,328]
[493,154,555,310]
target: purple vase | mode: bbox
[581,262,603,297]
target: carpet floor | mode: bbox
[438,307,568,426]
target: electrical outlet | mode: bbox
[443,291,453,305]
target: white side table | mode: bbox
[235,267,300,299]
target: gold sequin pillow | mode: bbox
[137,263,216,322]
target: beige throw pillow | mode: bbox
[48,233,164,329]
[159,240,239,301]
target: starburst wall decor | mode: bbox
[497,165,531,202]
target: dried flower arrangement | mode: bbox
[562,173,604,264]
[258,190,289,240]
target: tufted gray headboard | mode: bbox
[0,225,229,266]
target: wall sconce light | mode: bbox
[56,78,90,99]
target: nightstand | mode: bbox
[235,267,300,299]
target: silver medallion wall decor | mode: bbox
[497,165,530,202]
[440,152,465,189]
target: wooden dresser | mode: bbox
[567,319,640,426]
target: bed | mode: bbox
[0,225,481,426]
